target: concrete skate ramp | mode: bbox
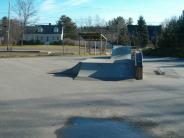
[61,46,135,81]
[76,46,134,80]
[111,46,131,60]
[77,59,134,80]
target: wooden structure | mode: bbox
[78,32,107,55]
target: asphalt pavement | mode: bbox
[0,56,184,138]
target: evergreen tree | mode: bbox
[158,10,184,48]
[57,15,77,39]
[158,18,178,48]
[177,10,184,47]
[137,16,149,47]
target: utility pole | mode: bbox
[7,0,11,51]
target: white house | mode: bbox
[24,23,63,44]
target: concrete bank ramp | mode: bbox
[76,58,134,80]
[61,46,136,81]
[111,45,132,60]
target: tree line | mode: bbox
[58,15,149,47]
[158,11,184,48]
[144,10,184,58]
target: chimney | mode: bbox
[49,23,51,26]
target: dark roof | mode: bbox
[25,24,62,34]
[25,26,37,34]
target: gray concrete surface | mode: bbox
[0,56,184,138]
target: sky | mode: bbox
[0,0,183,26]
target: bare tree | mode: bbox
[87,16,92,26]
[127,17,133,25]
[14,0,37,45]
[95,15,100,26]
[10,19,22,45]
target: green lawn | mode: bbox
[0,45,109,58]
[0,45,82,54]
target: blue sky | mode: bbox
[0,0,183,26]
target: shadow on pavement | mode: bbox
[55,117,156,138]
[49,63,81,79]
[49,70,76,79]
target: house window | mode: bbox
[38,27,43,33]
[54,27,59,33]
[47,36,49,41]
[57,37,59,40]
